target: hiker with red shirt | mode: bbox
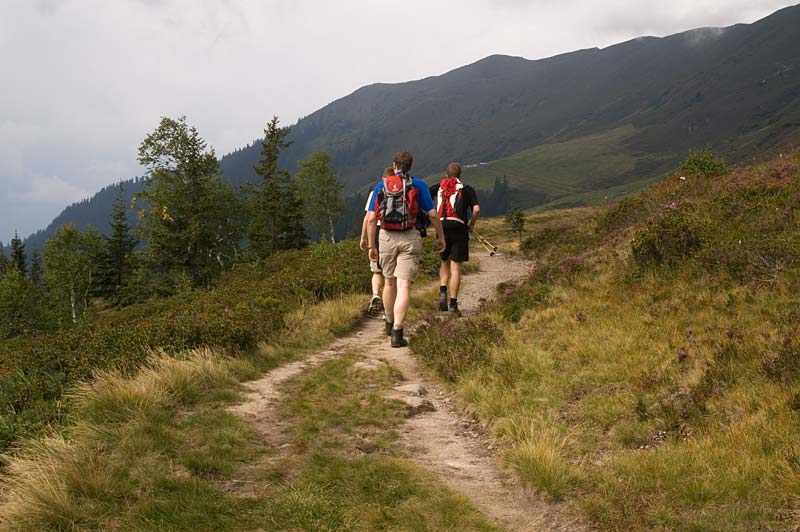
[429,162,481,316]
[366,151,446,347]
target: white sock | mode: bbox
[393,322,403,330]
[385,312,394,323]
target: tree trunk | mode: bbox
[70,284,77,324]
[84,270,92,313]
[329,217,336,244]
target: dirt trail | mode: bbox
[232,252,584,531]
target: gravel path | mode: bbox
[231,251,586,531]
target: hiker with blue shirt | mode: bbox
[366,151,446,347]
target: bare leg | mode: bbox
[383,277,397,321]
[371,272,382,295]
[394,278,413,327]
[450,261,463,299]
[439,259,451,289]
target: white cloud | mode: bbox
[15,175,90,204]
[0,0,795,242]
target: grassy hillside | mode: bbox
[427,125,670,209]
[0,242,493,531]
[0,240,441,453]
[0,297,498,531]
[4,148,800,529]
[412,151,800,530]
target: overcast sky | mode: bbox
[0,0,795,243]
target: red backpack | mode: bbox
[437,177,466,223]
[376,173,420,231]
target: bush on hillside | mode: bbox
[410,316,503,382]
[521,221,595,259]
[595,196,645,235]
[697,183,800,279]
[494,280,552,323]
[631,211,703,272]
[761,332,800,384]
[679,148,730,179]
[0,240,375,451]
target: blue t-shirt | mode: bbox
[367,176,435,213]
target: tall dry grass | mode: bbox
[412,154,800,530]
[0,348,237,530]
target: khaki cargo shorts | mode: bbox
[379,228,422,281]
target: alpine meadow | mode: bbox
[2,3,800,532]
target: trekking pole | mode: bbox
[471,230,497,257]
[478,238,496,257]
[471,230,498,254]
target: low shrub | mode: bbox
[595,196,643,235]
[521,221,596,260]
[698,185,800,279]
[410,316,503,382]
[680,148,731,179]
[494,281,551,323]
[631,210,703,272]
[0,240,375,452]
[761,332,800,384]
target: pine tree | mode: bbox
[247,116,288,258]
[484,176,510,217]
[97,187,138,304]
[278,175,308,250]
[297,150,344,243]
[29,248,43,287]
[247,117,306,257]
[10,231,26,277]
[0,267,43,339]
[136,116,242,287]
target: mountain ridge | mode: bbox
[12,3,800,253]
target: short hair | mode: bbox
[393,151,413,174]
[446,162,462,178]
[383,166,394,177]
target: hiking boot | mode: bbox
[449,303,462,317]
[438,291,448,312]
[368,295,384,317]
[385,320,393,336]
[391,328,408,348]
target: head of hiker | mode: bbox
[447,162,461,178]
[366,150,445,348]
[431,161,481,317]
[394,150,413,175]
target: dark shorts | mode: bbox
[440,224,469,263]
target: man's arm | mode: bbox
[367,211,379,261]
[359,213,369,251]
[415,179,446,253]
[428,209,446,253]
[469,205,481,231]
[468,187,481,231]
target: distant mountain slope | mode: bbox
[215,4,800,198]
[18,4,800,249]
[17,179,147,257]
